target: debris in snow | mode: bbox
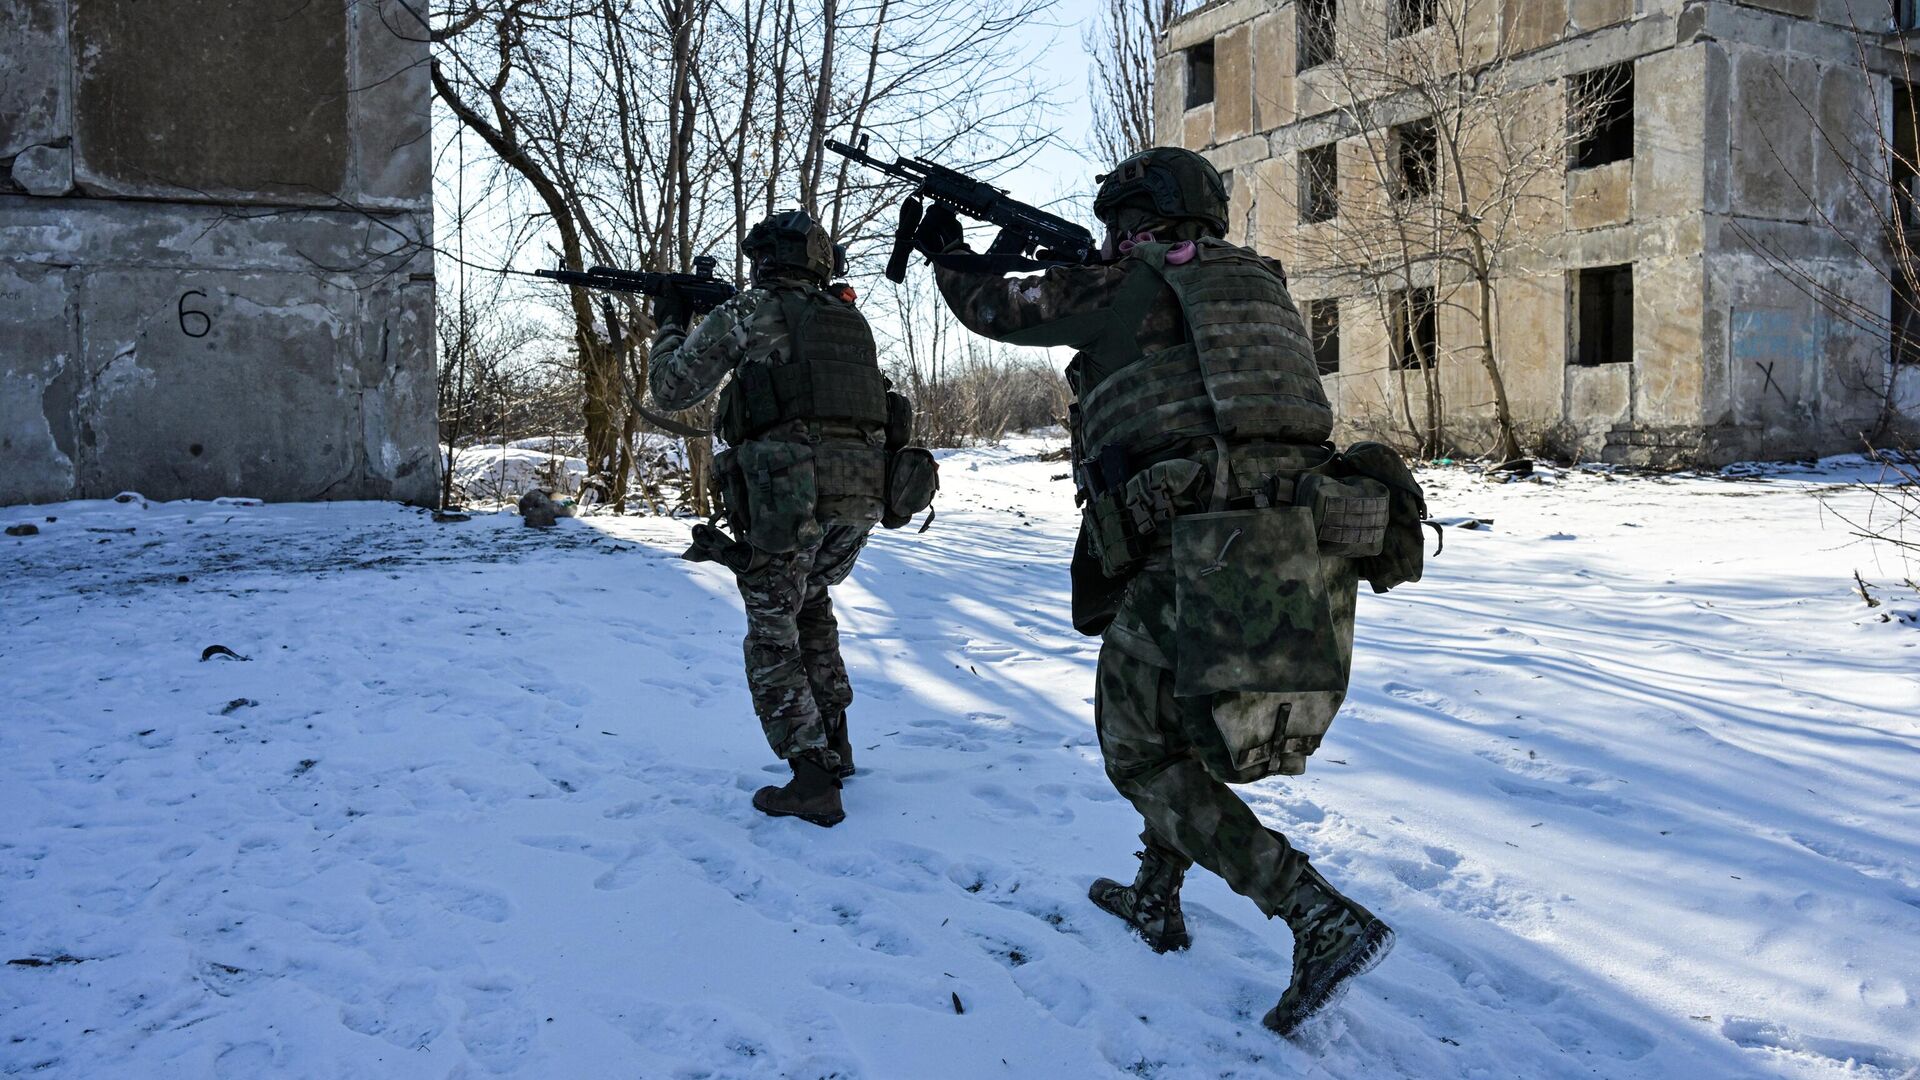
[519,490,567,528]
[199,645,250,662]
[5,523,38,536]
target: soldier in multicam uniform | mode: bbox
[917,148,1399,1035]
[650,210,894,828]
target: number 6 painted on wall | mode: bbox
[178,290,212,338]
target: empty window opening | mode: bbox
[1309,299,1342,375]
[1393,119,1437,200]
[1299,0,1336,71]
[1895,83,1918,228]
[1391,288,1436,370]
[1572,64,1635,170]
[1575,264,1634,366]
[1300,143,1340,224]
[1186,41,1216,109]
[1392,0,1435,38]
[1900,0,1920,32]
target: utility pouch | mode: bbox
[1083,492,1147,577]
[882,446,939,530]
[1171,507,1347,699]
[1296,473,1390,558]
[815,442,887,527]
[734,439,822,553]
[1121,459,1207,542]
[884,389,915,452]
[1334,441,1429,593]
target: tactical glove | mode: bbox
[652,286,690,331]
[914,202,966,257]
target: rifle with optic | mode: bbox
[826,135,1095,282]
[535,255,738,314]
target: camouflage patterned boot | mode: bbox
[751,750,845,827]
[1261,838,1394,1038]
[824,712,856,779]
[1088,846,1191,953]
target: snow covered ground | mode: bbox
[3,440,1917,1079]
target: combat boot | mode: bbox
[1261,845,1394,1038]
[1088,847,1191,953]
[824,711,856,779]
[751,751,845,827]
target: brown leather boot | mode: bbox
[751,751,845,827]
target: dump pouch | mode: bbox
[882,446,939,529]
[1333,441,1429,593]
[1295,473,1390,558]
[1170,506,1349,699]
[734,439,822,552]
[1184,690,1351,783]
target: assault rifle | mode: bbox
[535,255,738,314]
[826,135,1096,282]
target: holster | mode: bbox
[681,522,760,574]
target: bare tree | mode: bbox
[1084,0,1195,162]
[1272,0,1619,461]
[425,0,1058,512]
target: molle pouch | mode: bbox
[885,389,915,453]
[814,442,887,527]
[1296,473,1390,558]
[712,446,751,535]
[1121,459,1207,542]
[1083,492,1146,578]
[1171,507,1347,700]
[1335,441,1429,593]
[882,446,939,530]
[735,439,822,553]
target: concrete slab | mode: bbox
[71,0,350,203]
[0,0,68,161]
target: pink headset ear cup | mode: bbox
[1165,240,1197,266]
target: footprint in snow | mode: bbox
[807,964,966,1013]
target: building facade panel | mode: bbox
[1159,0,1915,464]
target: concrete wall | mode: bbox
[1,0,438,505]
[1158,0,1916,465]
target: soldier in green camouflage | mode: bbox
[650,210,893,828]
[918,148,1396,1036]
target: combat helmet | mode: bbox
[743,209,836,284]
[1093,147,1229,236]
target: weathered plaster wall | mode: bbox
[0,0,437,505]
[1159,0,1914,465]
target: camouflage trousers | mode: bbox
[1095,566,1313,920]
[735,523,871,765]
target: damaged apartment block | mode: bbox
[0,1,438,505]
[1157,0,1920,466]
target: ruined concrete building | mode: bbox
[1160,0,1920,465]
[2,1,438,505]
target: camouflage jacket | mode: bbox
[933,260,1185,395]
[648,284,803,413]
